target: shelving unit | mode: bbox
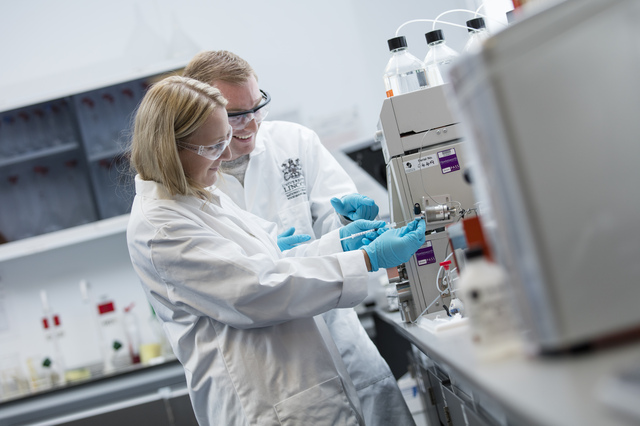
[0,65,184,243]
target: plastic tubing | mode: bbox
[394,7,508,36]
[395,18,470,36]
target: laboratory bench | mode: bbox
[0,359,196,426]
[373,309,640,426]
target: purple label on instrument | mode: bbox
[415,241,435,266]
[438,148,460,174]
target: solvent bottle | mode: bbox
[97,297,128,374]
[424,29,459,86]
[463,17,490,54]
[383,36,429,98]
[457,247,521,359]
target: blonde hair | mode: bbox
[183,50,257,85]
[130,75,228,200]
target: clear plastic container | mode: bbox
[457,247,521,359]
[424,29,460,86]
[383,36,429,98]
[123,303,141,365]
[463,17,490,54]
[96,298,129,374]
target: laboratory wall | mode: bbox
[0,0,512,150]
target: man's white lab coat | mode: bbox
[216,121,415,426]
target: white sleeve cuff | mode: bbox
[335,250,369,308]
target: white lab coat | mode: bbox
[216,121,415,426]
[127,176,369,425]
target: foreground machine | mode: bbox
[376,85,476,323]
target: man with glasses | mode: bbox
[183,51,415,426]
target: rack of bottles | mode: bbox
[0,71,179,243]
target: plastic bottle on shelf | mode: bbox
[53,100,77,145]
[96,297,128,374]
[463,17,490,54]
[424,29,460,86]
[457,247,521,360]
[383,35,429,98]
[123,303,141,365]
[39,290,66,387]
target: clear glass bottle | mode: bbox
[383,36,429,98]
[424,29,460,86]
[463,17,490,54]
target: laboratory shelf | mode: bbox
[0,214,129,263]
[0,359,196,426]
[0,143,80,168]
[0,64,184,243]
[87,147,129,164]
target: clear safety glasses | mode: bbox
[227,90,271,130]
[177,126,233,161]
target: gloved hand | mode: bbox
[277,227,311,251]
[362,218,426,271]
[330,193,380,221]
[339,219,387,252]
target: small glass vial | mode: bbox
[383,36,429,98]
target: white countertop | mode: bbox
[376,309,640,426]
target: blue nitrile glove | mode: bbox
[277,227,311,251]
[330,193,380,221]
[339,219,387,252]
[362,219,426,271]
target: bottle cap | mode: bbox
[388,36,407,51]
[466,17,486,32]
[465,246,484,260]
[425,29,444,45]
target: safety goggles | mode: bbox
[177,126,233,161]
[227,90,271,130]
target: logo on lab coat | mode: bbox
[281,158,307,200]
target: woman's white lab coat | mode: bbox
[215,121,415,426]
[127,176,369,425]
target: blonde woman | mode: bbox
[127,75,425,425]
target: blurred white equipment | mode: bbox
[376,85,477,323]
[450,0,640,353]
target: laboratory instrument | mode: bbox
[383,36,428,98]
[376,84,477,322]
[449,0,640,353]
